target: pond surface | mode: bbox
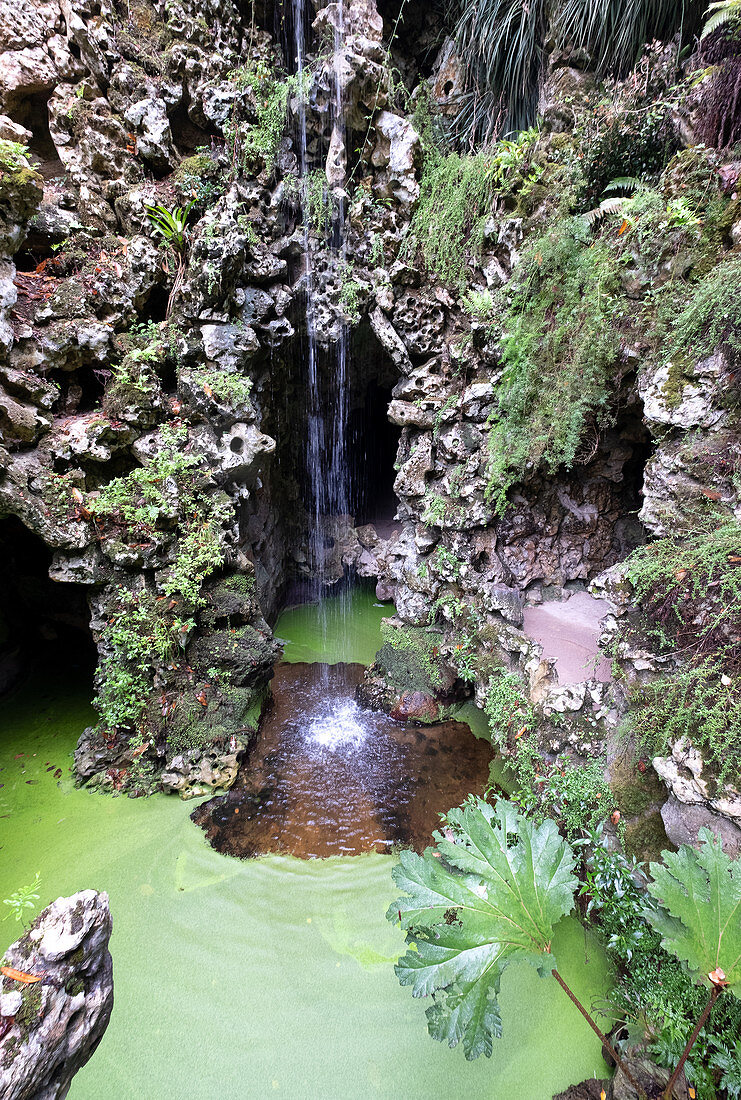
[193,661,491,858]
[0,587,613,1099]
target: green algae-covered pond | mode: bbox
[0,588,613,1098]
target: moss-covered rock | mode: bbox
[188,623,280,688]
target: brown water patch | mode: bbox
[192,661,492,859]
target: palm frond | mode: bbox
[555,0,703,76]
[453,0,549,139]
[451,0,702,144]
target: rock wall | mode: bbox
[0,0,739,826]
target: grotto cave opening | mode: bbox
[264,318,401,601]
[0,515,96,695]
[6,90,63,181]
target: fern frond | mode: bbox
[701,1,741,36]
[582,197,629,226]
[602,176,650,195]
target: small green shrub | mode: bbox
[578,830,741,1099]
[186,367,253,406]
[546,757,612,840]
[226,60,305,174]
[664,252,741,368]
[304,168,336,235]
[2,873,40,927]
[0,139,30,171]
[173,150,224,206]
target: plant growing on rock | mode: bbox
[88,425,233,734]
[2,874,40,927]
[485,215,622,513]
[405,152,497,290]
[450,0,698,140]
[620,520,741,782]
[145,201,195,317]
[226,60,305,175]
[0,140,31,171]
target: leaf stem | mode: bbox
[662,984,722,1100]
[551,968,647,1100]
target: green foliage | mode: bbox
[0,139,30,171]
[145,202,194,253]
[577,830,652,961]
[451,0,695,140]
[627,660,740,785]
[702,0,741,38]
[484,668,542,795]
[2,873,40,926]
[664,253,741,367]
[338,261,361,323]
[405,153,497,290]
[422,491,448,525]
[226,61,304,174]
[304,168,336,235]
[388,797,578,1059]
[579,830,741,1097]
[431,545,463,581]
[433,394,459,436]
[546,758,612,841]
[646,829,741,997]
[186,367,253,406]
[576,88,679,204]
[90,426,232,732]
[555,0,698,77]
[486,216,621,512]
[484,668,536,744]
[460,287,495,320]
[378,621,445,691]
[621,521,741,781]
[173,150,224,206]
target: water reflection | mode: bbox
[193,662,491,859]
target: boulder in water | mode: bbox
[0,890,113,1100]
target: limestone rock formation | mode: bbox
[0,890,113,1100]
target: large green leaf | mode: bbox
[386,797,578,1059]
[646,828,741,996]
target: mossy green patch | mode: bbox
[610,757,667,818]
[623,811,672,863]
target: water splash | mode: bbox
[305,699,369,751]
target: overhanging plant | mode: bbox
[144,201,195,317]
[386,796,644,1091]
[645,828,741,1099]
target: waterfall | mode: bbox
[291,0,352,656]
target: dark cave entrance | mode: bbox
[7,90,64,181]
[0,516,97,695]
[345,341,397,534]
[260,317,402,604]
[295,321,400,534]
